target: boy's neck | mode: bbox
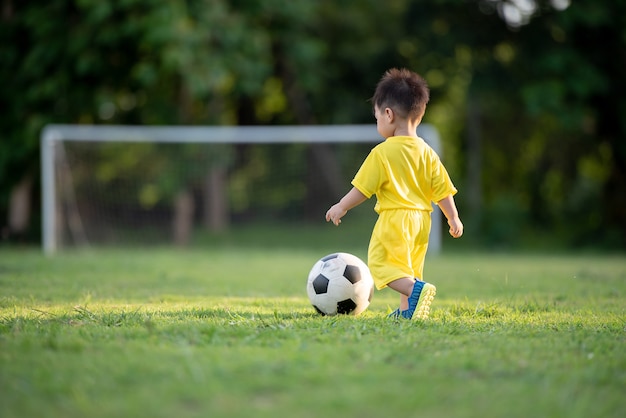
[390,124,419,138]
[389,115,421,138]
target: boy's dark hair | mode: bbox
[371,68,430,120]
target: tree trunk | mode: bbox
[203,166,229,232]
[173,189,194,247]
[8,174,32,238]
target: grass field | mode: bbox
[1,240,625,418]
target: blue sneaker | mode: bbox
[388,308,400,319]
[400,280,436,320]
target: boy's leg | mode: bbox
[387,277,413,318]
[400,293,409,310]
[387,277,414,297]
[402,212,434,319]
[370,210,434,318]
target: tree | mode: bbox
[462,0,626,246]
[523,0,626,246]
[2,0,624,248]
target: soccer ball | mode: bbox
[306,252,374,316]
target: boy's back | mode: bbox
[351,135,457,213]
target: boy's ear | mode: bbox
[385,107,394,122]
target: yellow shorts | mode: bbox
[367,209,431,290]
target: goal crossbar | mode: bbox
[41,124,442,254]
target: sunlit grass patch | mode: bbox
[0,248,625,418]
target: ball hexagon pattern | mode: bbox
[306,252,374,316]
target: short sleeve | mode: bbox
[351,149,381,199]
[430,152,457,202]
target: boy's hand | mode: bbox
[325,204,346,226]
[448,217,463,238]
[325,188,367,226]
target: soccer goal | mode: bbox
[41,124,443,255]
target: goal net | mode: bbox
[41,124,442,254]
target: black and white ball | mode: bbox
[306,252,374,316]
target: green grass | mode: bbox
[1,245,625,418]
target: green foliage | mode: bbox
[2,0,625,248]
[0,247,625,418]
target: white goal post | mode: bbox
[41,124,443,255]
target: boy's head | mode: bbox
[371,68,430,122]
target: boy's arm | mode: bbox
[325,187,367,226]
[437,195,464,238]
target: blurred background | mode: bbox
[1,0,625,251]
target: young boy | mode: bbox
[325,68,463,320]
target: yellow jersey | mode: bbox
[351,135,457,213]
